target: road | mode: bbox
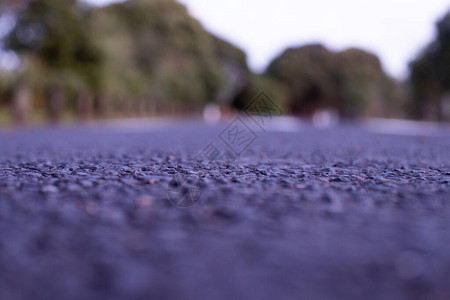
[0,118,450,300]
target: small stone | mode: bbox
[295,184,307,189]
[330,177,344,182]
[86,202,99,215]
[41,185,59,193]
[213,207,237,220]
[346,185,357,192]
[146,178,160,185]
[136,195,154,207]
[80,180,94,188]
[322,192,336,203]
[67,184,81,192]
[231,177,240,183]
[75,171,89,176]
[121,167,133,172]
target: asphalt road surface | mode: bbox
[1,118,450,300]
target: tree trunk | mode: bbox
[93,94,107,117]
[13,82,31,125]
[76,89,92,121]
[48,84,65,123]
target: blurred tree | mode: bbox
[2,0,103,122]
[266,44,401,119]
[91,0,249,113]
[336,48,403,119]
[233,74,288,113]
[409,10,450,121]
[12,79,31,124]
[0,0,258,122]
[266,44,338,116]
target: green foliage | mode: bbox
[336,48,399,118]
[266,44,400,118]
[2,0,406,121]
[0,0,251,121]
[266,44,338,115]
[0,72,15,105]
[409,10,450,120]
[3,0,103,90]
[91,0,247,106]
[233,74,288,113]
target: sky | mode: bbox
[176,0,450,79]
[47,0,450,79]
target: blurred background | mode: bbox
[1,0,450,125]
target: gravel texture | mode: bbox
[0,120,450,300]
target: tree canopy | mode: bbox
[0,0,253,121]
[409,10,450,121]
[0,0,414,123]
[266,44,401,119]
